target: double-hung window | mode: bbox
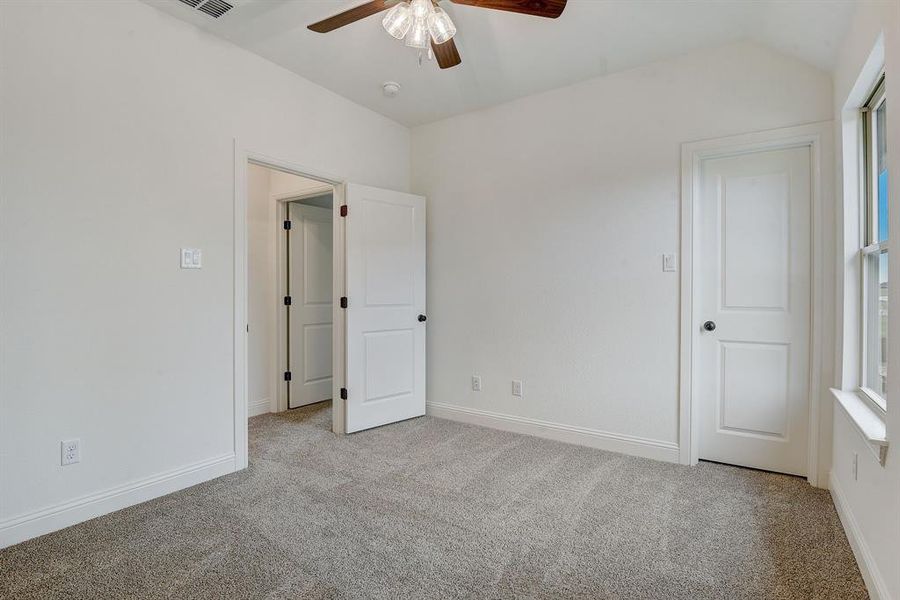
[861,75,888,409]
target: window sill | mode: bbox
[830,388,889,465]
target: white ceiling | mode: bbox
[143,0,856,126]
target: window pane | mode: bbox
[865,250,888,401]
[876,100,888,242]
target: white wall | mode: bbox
[412,41,833,464]
[247,164,276,417]
[829,2,900,598]
[0,0,409,547]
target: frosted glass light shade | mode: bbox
[405,17,429,48]
[427,7,456,44]
[410,0,431,20]
[382,2,412,40]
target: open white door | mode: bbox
[343,184,426,433]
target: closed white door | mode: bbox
[344,184,426,433]
[696,146,810,476]
[288,202,333,408]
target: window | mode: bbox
[861,75,888,409]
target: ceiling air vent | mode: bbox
[178,0,234,18]
[197,0,233,18]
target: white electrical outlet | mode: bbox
[61,439,80,466]
[852,452,858,481]
[512,380,523,398]
[472,375,482,392]
[180,248,202,269]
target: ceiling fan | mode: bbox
[307,0,567,70]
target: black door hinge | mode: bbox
[340,205,348,217]
[340,296,348,309]
[283,220,292,230]
[340,388,348,400]
[284,296,292,306]
[284,371,292,381]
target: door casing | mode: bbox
[679,122,833,487]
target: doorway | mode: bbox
[235,148,429,471]
[246,162,336,417]
[695,146,811,476]
[679,122,830,484]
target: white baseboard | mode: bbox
[249,397,271,417]
[426,402,680,463]
[829,470,888,600]
[0,453,236,549]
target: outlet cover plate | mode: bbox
[61,439,80,466]
[181,248,202,269]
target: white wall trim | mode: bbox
[829,470,889,600]
[275,195,289,414]
[331,184,348,435]
[249,398,272,417]
[679,121,833,486]
[0,453,235,550]
[834,35,885,400]
[427,402,680,463]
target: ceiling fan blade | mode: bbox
[431,38,462,69]
[308,1,393,33]
[449,0,566,18]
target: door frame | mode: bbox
[275,189,334,414]
[233,140,347,471]
[679,121,832,486]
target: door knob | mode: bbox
[418,314,427,322]
[703,320,716,332]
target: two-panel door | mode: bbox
[288,202,334,408]
[696,146,811,476]
[343,184,426,433]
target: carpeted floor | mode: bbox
[1,402,867,599]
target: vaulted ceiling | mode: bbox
[143,0,856,126]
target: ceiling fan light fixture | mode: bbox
[309,0,568,70]
[427,7,456,45]
[404,17,430,48]
[382,1,413,39]
[409,0,431,20]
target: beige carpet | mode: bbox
[0,402,867,599]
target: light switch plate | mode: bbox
[181,248,202,269]
[663,253,677,272]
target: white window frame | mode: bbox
[858,74,887,414]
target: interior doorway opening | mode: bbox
[236,149,426,467]
[246,162,336,417]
